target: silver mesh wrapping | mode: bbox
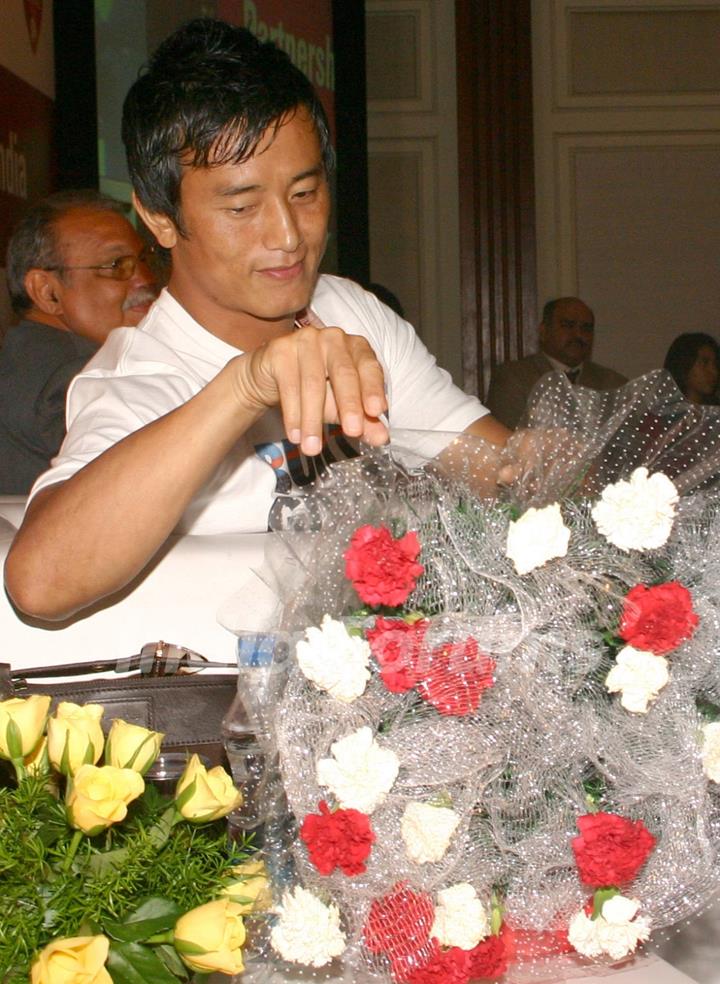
[259,370,720,981]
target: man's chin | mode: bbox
[123,304,154,326]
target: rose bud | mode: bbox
[66,764,145,836]
[174,754,242,823]
[0,694,51,761]
[174,899,246,975]
[104,719,163,775]
[30,935,112,984]
[220,858,271,913]
[47,702,104,777]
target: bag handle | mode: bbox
[4,640,237,688]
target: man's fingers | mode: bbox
[296,328,330,454]
[238,325,388,454]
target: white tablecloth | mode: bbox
[0,496,279,669]
[208,952,697,983]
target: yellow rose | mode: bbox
[104,719,163,775]
[175,754,242,823]
[174,899,246,975]
[0,694,51,760]
[47,702,104,776]
[66,764,145,836]
[221,858,271,913]
[30,934,112,984]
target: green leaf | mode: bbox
[107,941,181,984]
[6,718,23,761]
[155,943,191,979]
[104,896,182,942]
[88,845,131,876]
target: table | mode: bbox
[209,951,698,983]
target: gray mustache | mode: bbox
[123,286,159,310]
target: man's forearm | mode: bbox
[4,326,389,621]
[4,359,265,620]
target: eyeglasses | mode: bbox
[42,245,157,281]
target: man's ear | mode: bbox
[132,193,178,249]
[24,268,64,316]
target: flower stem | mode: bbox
[63,829,83,872]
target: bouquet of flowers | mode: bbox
[0,695,269,984]
[253,370,720,982]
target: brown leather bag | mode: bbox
[0,641,241,768]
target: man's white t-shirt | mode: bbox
[31,275,487,534]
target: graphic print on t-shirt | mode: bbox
[256,423,359,529]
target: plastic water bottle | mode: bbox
[222,632,276,837]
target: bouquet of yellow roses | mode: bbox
[0,694,268,984]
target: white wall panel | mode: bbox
[533,0,720,378]
[366,1,462,382]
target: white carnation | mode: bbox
[316,726,399,814]
[606,646,669,713]
[596,896,651,960]
[506,502,570,575]
[270,886,346,967]
[568,896,651,961]
[401,801,460,864]
[568,908,603,958]
[591,467,678,552]
[700,722,720,782]
[296,615,371,703]
[431,883,489,950]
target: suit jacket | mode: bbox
[0,319,97,494]
[486,351,628,430]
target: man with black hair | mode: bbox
[5,18,508,621]
[486,297,627,430]
[0,190,157,493]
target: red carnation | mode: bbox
[417,637,495,716]
[572,812,656,887]
[300,800,375,876]
[502,923,571,961]
[467,928,513,981]
[364,883,435,961]
[345,525,424,608]
[619,581,699,655]
[367,617,429,693]
[405,944,471,984]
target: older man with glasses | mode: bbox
[0,189,158,493]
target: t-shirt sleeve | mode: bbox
[314,279,487,433]
[29,356,197,502]
[377,305,486,433]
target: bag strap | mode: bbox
[3,640,237,686]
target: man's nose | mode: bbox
[263,200,303,253]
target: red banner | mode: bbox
[217,0,335,140]
[0,63,55,258]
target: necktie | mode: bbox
[566,368,580,384]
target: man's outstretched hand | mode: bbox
[233,323,389,453]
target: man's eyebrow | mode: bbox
[217,165,324,198]
[291,165,324,183]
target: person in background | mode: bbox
[663,332,719,405]
[0,190,158,493]
[486,296,628,430]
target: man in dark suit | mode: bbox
[486,296,628,429]
[0,190,158,493]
